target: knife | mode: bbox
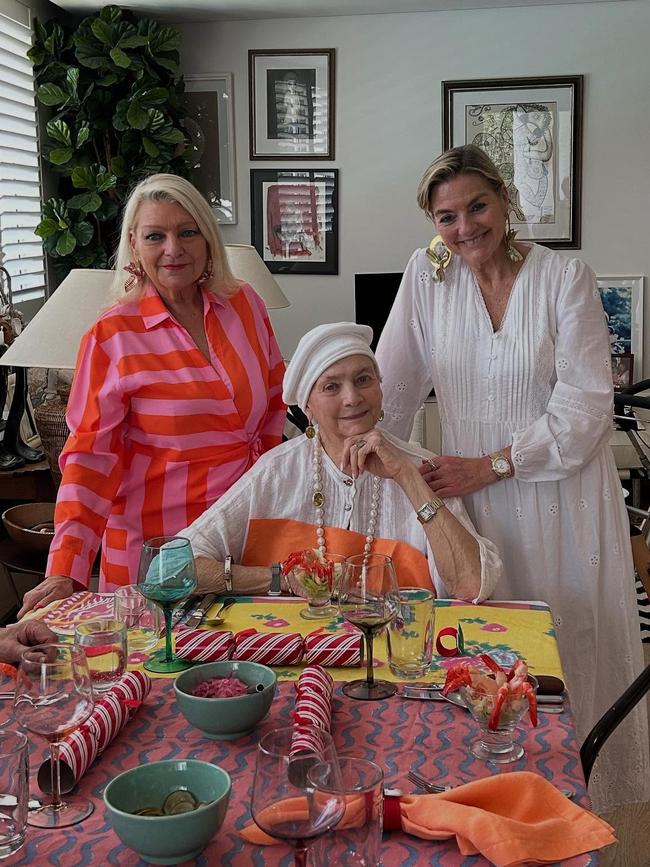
[171,595,200,628]
[184,593,219,629]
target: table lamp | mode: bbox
[0,249,289,479]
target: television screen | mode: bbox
[354,272,403,350]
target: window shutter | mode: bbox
[0,4,46,303]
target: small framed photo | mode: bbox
[248,49,335,159]
[598,276,644,376]
[611,353,634,390]
[442,75,583,248]
[250,168,339,275]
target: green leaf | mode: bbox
[33,19,49,46]
[48,147,73,165]
[34,218,59,239]
[27,46,45,66]
[68,191,102,212]
[140,87,168,106]
[76,124,90,148]
[91,19,113,46]
[158,127,184,145]
[110,47,131,68]
[75,36,109,69]
[142,137,159,157]
[153,56,178,74]
[97,73,118,87]
[71,165,96,189]
[110,155,127,177]
[47,119,72,146]
[96,171,117,193]
[66,67,79,94]
[126,100,149,130]
[100,5,122,25]
[147,109,165,133]
[118,35,148,49]
[37,83,67,106]
[56,230,77,256]
[73,221,94,246]
[149,28,181,55]
[95,197,119,221]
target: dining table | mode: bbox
[2,595,600,866]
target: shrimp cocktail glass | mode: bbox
[137,536,197,674]
[282,549,345,620]
[338,553,400,700]
[444,654,538,763]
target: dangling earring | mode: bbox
[197,257,214,286]
[305,417,316,439]
[378,410,385,423]
[124,261,145,291]
[505,215,523,263]
[425,235,452,282]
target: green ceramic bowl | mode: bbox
[173,660,277,740]
[103,759,231,865]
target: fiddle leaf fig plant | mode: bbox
[30,5,190,277]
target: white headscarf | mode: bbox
[282,322,375,411]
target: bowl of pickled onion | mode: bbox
[173,661,277,740]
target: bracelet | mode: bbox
[224,554,233,593]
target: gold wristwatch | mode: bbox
[224,554,233,593]
[416,496,445,524]
[489,451,513,480]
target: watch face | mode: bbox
[493,457,510,475]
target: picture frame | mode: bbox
[611,353,634,391]
[248,49,335,159]
[598,276,644,377]
[250,168,339,275]
[184,73,237,224]
[442,75,583,248]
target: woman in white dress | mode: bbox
[375,144,649,812]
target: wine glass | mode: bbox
[251,725,345,867]
[14,644,94,827]
[137,536,197,674]
[338,553,400,700]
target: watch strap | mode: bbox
[269,563,282,595]
[416,496,445,524]
[224,554,233,593]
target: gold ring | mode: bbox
[354,440,367,449]
[425,458,438,472]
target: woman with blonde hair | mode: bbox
[20,173,285,612]
[376,144,648,811]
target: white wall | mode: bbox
[180,0,650,367]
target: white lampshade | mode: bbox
[225,244,289,309]
[0,250,288,370]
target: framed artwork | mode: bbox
[248,49,335,159]
[184,73,237,224]
[611,353,634,391]
[442,75,583,248]
[598,276,644,376]
[250,169,339,275]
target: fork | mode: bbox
[408,769,576,799]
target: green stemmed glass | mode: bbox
[137,536,197,674]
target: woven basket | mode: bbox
[33,397,69,486]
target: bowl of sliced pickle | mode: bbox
[103,759,231,864]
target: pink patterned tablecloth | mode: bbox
[2,679,597,866]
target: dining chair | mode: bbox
[580,662,650,784]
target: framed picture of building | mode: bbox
[249,49,335,159]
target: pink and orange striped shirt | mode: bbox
[46,281,286,591]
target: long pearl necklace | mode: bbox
[312,432,382,558]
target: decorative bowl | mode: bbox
[103,759,231,864]
[2,502,55,553]
[173,660,277,740]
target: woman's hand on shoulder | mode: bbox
[17,576,75,619]
[419,455,493,498]
[341,430,412,481]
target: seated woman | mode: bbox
[183,322,502,600]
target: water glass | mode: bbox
[113,586,161,653]
[386,587,435,678]
[74,619,127,692]
[0,731,28,859]
[309,757,384,867]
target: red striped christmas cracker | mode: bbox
[304,631,363,667]
[296,665,333,700]
[233,630,304,665]
[37,670,151,794]
[291,666,333,757]
[175,629,234,662]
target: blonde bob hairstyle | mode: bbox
[110,173,239,301]
[416,144,506,219]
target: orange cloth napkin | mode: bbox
[241,772,616,866]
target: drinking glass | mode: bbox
[74,619,127,692]
[251,725,345,867]
[137,536,197,674]
[338,553,400,700]
[114,585,162,653]
[289,552,346,621]
[386,587,435,678]
[460,681,537,763]
[14,644,94,827]
[0,731,28,858]
[308,757,384,866]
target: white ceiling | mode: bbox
[50,0,628,24]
